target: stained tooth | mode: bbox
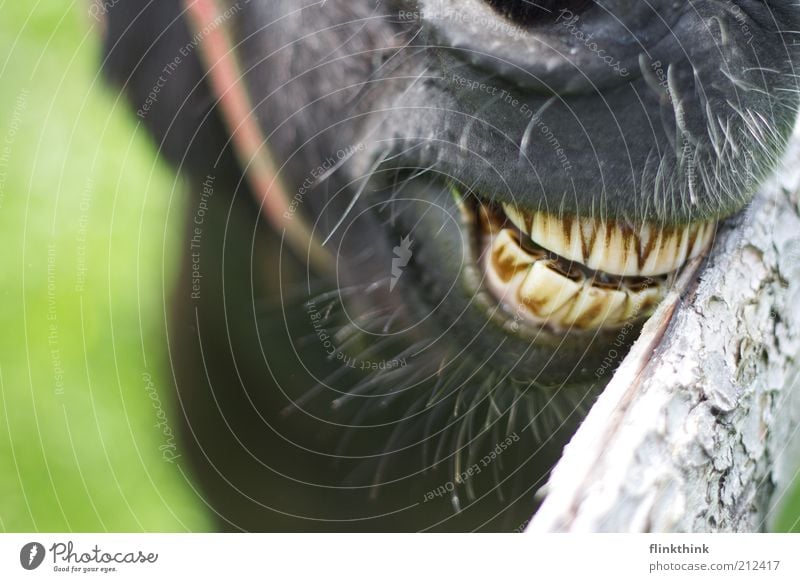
[569,219,583,263]
[560,284,628,329]
[687,223,701,258]
[675,227,691,270]
[705,222,716,248]
[604,225,625,275]
[624,286,663,320]
[491,229,534,282]
[689,222,714,258]
[596,224,640,277]
[636,224,652,272]
[526,212,586,266]
[641,229,664,275]
[638,224,652,256]
[518,261,582,316]
[501,203,528,235]
[660,231,679,274]
[505,198,719,276]
[530,212,547,247]
[625,231,640,275]
[490,205,714,326]
[478,204,499,235]
[549,296,578,326]
[640,228,681,276]
[579,218,595,260]
[586,221,609,273]
[693,223,708,257]
[597,287,630,326]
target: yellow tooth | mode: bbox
[603,224,624,275]
[483,204,717,330]
[529,212,587,266]
[557,285,594,328]
[485,247,664,330]
[568,218,583,264]
[501,203,528,235]
[675,226,690,270]
[690,222,714,258]
[596,286,630,326]
[635,286,663,314]
[620,285,664,321]
[616,292,639,322]
[530,212,547,247]
[634,229,674,276]
[586,221,608,273]
[579,217,595,257]
[639,228,659,275]
[501,204,716,278]
[518,261,582,316]
[638,224,653,261]
[688,223,703,258]
[491,229,535,282]
[560,284,628,329]
[601,223,640,277]
[660,231,679,274]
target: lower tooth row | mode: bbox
[486,229,663,330]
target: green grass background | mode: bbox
[0,1,798,532]
[0,1,209,531]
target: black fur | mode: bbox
[103,0,800,531]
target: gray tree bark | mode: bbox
[528,130,800,533]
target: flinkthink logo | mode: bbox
[20,542,46,570]
[390,235,413,292]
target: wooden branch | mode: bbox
[528,130,800,533]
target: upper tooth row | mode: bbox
[501,204,715,277]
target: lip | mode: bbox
[454,187,717,332]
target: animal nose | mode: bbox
[419,0,681,95]
[483,0,594,26]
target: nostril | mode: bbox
[484,0,594,26]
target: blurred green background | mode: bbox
[0,1,797,532]
[0,1,209,531]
